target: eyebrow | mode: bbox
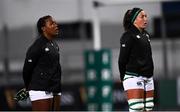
[139,12,147,17]
[141,14,147,17]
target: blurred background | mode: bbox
[0,0,180,111]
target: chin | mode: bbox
[143,24,148,28]
[56,31,59,35]
[142,26,147,29]
[53,31,58,35]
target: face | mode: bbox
[134,10,148,30]
[42,17,59,38]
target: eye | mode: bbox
[141,15,147,19]
[139,15,144,19]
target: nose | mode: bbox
[144,16,148,21]
[54,23,58,27]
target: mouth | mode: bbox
[55,28,59,33]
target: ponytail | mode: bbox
[123,10,132,31]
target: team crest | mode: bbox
[45,47,50,52]
[136,35,140,39]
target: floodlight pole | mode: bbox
[92,1,102,50]
[161,16,169,79]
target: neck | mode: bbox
[43,33,53,40]
[134,24,143,32]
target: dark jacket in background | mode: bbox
[23,36,61,93]
[118,25,154,80]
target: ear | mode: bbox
[41,26,45,32]
[133,19,137,25]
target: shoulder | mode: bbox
[121,31,134,42]
[27,37,47,54]
[122,31,133,37]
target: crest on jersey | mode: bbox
[136,35,141,39]
[45,47,50,52]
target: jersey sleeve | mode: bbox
[22,45,41,89]
[118,33,134,81]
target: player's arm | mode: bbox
[23,46,41,89]
[118,33,134,81]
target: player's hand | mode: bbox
[14,88,29,101]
